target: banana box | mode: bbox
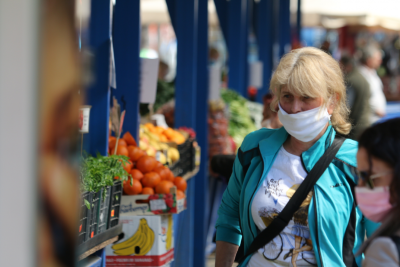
[106,215,174,267]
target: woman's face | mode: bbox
[357,147,393,188]
[279,87,334,115]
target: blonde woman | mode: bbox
[215,47,379,267]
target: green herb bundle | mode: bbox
[81,153,131,208]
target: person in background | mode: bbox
[355,118,400,266]
[340,55,371,139]
[261,93,282,129]
[358,45,387,123]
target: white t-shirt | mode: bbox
[248,146,316,267]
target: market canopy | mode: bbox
[292,0,400,31]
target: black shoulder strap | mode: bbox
[239,136,345,263]
[390,236,400,265]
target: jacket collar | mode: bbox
[258,125,335,172]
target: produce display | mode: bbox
[108,130,187,200]
[221,89,258,149]
[139,123,182,164]
[208,99,233,158]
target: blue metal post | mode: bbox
[255,0,274,102]
[170,0,198,266]
[85,0,111,156]
[165,0,177,33]
[113,0,141,141]
[297,0,302,42]
[193,0,208,266]
[213,0,229,44]
[228,0,250,96]
[278,0,291,58]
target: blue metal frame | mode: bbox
[227,0,250,96]
[165,0,177,33]
[85,0,111,156]
[112,0,141,141]
[255,0,274,103]
[193,0,209,266]
[278,0,291,58]
[169,0,199,266]
[213,0,229,44]
[297,0,302,42]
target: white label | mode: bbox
[177,198,185,213]
[150,199,167,211]
[248,61,263,88]
[79,106,91,133]
[140,58,159,104]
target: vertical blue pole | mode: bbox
[278,0,291,58]
[297,0,302,42]
[113,0,141,141]
[228,0,249,96]
[171,0,198,266]
[256,0,274,103]
[86,0,111,156]
[213,0,229,44]
[193,0,208,266]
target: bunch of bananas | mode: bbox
[166,215,172,250]
[112,218,155,256]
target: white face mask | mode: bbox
[277,102,331,142]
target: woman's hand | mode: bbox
[215,241,239,267]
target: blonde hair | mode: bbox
[270,47,351,135]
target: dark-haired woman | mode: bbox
[355,118,400,267]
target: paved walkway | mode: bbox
[206,252,238,267]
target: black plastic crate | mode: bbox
[169,139,195,177]
[108,181,122,229]
[97,186,111,234]
[87,191,100,240]
[77,192,90,245]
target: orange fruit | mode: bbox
[122,160,133,173]
[114,145,129,156]
[142,187,155,195]
[155,181,174,194]
[174,177,187,192]
[130,169,144,181]
[176,190,185,200]
[109,137,117,150]
[123,132,137,146]
[117,139,127,147]
[154,161,164,169]
[141,172,161,188]
[123,179,142,195]
[153,166,170,181]
[165,169,175,182]
[136,156,157,174]
[128,146,145,162]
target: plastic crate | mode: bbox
[169,138,195,177]
[108,181,122,228]
[97,186,111,234]
[78,192,90,245]
[87,191,100,240]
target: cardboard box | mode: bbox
[120,191,186,216]
[106,215,174,267]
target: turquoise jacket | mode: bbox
[216,126,379,267]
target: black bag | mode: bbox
[237,136,345,263]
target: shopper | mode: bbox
[215,47,378,267]
[261,93,282,129]
[355,118,400,267]
[358,45,387,123]
[340,55,371,139]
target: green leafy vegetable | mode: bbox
[80,153,131,200]
[84,199,91,210]
[221,89,257,148]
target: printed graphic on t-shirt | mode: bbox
[249,146,317,267]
